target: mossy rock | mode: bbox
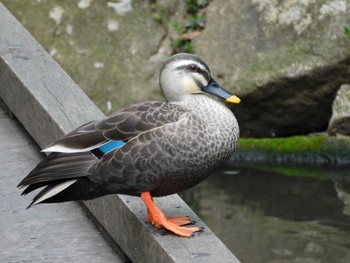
[231,135,350,167]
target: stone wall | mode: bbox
[3,0,350,137]
[194,0,350,137]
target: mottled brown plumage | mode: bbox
[18,53,240,236]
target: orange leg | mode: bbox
[141,192,201,237]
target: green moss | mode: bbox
[234,136,350,168]
[239,136,316,153]
[238,136,350,154]
[233,136,350,178]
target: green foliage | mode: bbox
[171,38,182,49]
[172,19,184,34]
[344,26,350,39]
[171,38,194,53]
[149,0,200,53]
[170,0,207,53]
[186,0,201,14]
[183,40,194,53]
[150,1,170,25]
[186,15,205,30]
[153,13,162,22]
[171,18,195,53]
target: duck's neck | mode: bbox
[172,95,239,165]
[172,95,237,131]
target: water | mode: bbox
[180,165,350,263]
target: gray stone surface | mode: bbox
[328,84,350,136]
[0,104,122,263]
[194,0,350,136]
[1,0,173,112]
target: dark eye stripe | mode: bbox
[196,68,210,82]
[193,77,205,89]
[176,65,210,82]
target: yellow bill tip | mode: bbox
[225,95,241,104]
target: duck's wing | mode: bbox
[18,101,190,200]
[21,108,207,207]
[87,111,209,197]
[43,101,186,153]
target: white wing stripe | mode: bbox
[42,142,106,153]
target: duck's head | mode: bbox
[160,53,240,104]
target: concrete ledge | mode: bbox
[0,3,240,263]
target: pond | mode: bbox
[180,164,350,263]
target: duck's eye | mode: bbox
[187,64,198,72]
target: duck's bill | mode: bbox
[202,79,241,104]
[225,95,241,104]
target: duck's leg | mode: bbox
[141,192,201,237]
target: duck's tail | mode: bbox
[18,152,111,208]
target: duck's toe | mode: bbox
[166,215,193,226]
[161,220,201,237]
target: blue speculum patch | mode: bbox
[98,140,125,154]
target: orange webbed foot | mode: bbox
[167,215,193,226]
[141,192,201,237]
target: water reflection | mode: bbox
[180,165,350,263]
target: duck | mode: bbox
[18,53,240,237]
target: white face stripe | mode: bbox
[170,59,209,74]
[167,59,211,88]
[192,72,207,87]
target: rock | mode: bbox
[230,136,350,167]
[328,84,350,136]
[194,0,350,137]
[2,0,177,113]
[334,179,350,216]
[4,0,350,137]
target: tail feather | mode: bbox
[18,151,107,208]
[27,179,77,208]
[21,181,50,196]
[26,177,114,208]
[18,152,96,187]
